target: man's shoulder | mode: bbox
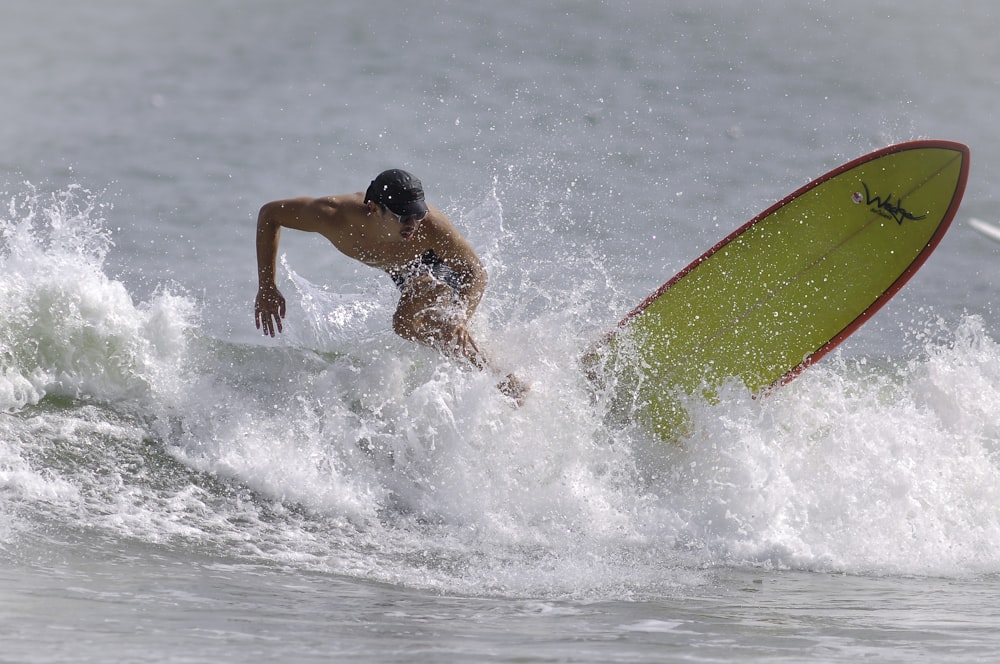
[309,192,365,214]
[265,191,362,210]
[294,193,368,228]
[421,209,482,267]
[422,207,462,238]
[260,192,366,234]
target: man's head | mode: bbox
[365,169,429,221]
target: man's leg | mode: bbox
[393,275,528,403]
[393,275,486,368]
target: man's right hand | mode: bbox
[254,284,286,336]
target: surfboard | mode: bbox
[593,140,970,440]
[969,217,1000,244]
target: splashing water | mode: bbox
[0,184,196,410]
[3,184,1000,601]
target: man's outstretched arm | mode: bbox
[254,201,291,336]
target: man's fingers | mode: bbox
[255,302,284,337]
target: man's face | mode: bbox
[383,206,427,241]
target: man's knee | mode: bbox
[395,305,459,350]
[392,308,419,341]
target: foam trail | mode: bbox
[654,316,1000,576]
[0,184,197,410]
[4,184,1000,601]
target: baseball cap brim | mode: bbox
[389,198,429,218]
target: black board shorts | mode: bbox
[390,249,465,295]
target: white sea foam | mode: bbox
[0,185,197,411]
[4,184,1000,599]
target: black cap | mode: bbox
[364,169,429,218]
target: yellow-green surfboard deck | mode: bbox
[603,140,969,440]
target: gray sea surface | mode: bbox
[3,1,1000,661]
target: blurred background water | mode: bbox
[3,1,1000,661]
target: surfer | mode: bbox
[254,168,528,403]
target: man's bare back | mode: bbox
[254,169,527,402]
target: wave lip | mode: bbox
[4,185,1000,599]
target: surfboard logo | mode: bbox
[853,182,926,225]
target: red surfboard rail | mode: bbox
[593,140,970,439]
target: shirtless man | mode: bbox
[254,168,527,401]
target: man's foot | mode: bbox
[497,373,530,406]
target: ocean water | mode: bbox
[3,0,1000,662]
